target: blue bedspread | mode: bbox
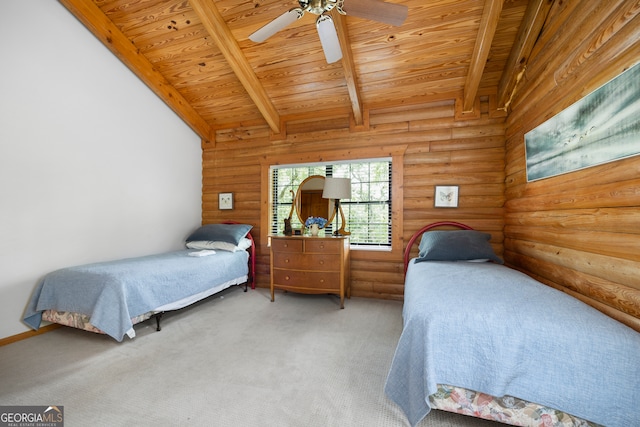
[24,250,248,341]
[385,260,640,427]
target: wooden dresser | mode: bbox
[270,235,350,308]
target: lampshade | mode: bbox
[322,177,351,200]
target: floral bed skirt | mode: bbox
[429,384,601,427]
[42,310,153,335]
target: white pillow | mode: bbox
[186,237,251,252]
[237,237,252,250]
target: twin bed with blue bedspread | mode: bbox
[23,223,255,342]
[384,222,640,427]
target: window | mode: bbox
[271,159,392,248]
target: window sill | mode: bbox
[350,245,392,252]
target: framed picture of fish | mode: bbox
[525,62,640,181]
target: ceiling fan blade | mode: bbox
[316,15,342,64]
[343,0,408,26]
[249,8,304,43]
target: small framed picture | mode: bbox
[434,185,459,208]
[218,192,233,210]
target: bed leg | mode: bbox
[155,312,164,331]
[244,282,248,292]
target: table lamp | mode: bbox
[322,177,351,236]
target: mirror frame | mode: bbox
[293,175,337,226]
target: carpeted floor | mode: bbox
[1,287,500,426]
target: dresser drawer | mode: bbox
[304,239,341,254]
[271,238,303,253]
[272,269,340,291]
[272,253,341,270]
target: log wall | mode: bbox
[504,1,640,331]
[202,96,506,301]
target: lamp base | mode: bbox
[333,199,341,236]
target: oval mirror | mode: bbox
[294,175,337,226]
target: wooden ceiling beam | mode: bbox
[332,11,364,127]
[189,0,281,135]
[497,0,554,111]
[59,0,213,142]
[462,0,504,112]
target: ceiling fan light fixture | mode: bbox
[316,15,342,63]
[299,0,338,15]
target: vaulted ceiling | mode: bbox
[61,0,552,141]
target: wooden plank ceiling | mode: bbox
[61,0,548,142]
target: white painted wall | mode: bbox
[0,2,202,339]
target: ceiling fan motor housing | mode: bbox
[299,0,338,15]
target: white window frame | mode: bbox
[270,159,392,248]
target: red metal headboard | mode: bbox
[403,221,474,274]
[222,221,256,289]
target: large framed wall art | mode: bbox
[525,62,640,181]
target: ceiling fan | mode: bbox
[249,0,408,64]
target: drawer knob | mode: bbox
[320,279,324,283]
[319,260,324,265]
[319,245,325,249]
[284,243,288,248]
[285,276,290,281]
[285,259,290,263]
